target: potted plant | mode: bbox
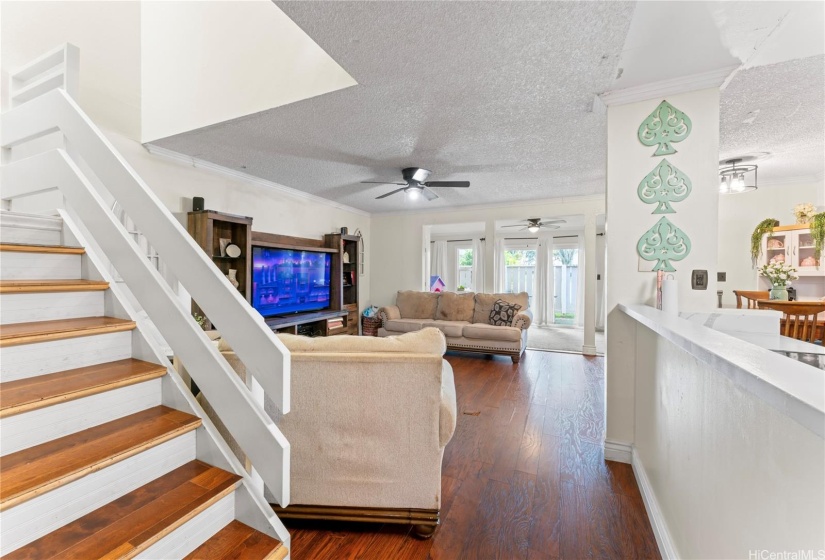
[810,212,825,264]
[750,218,779,266]
[758,262,798,301]
[457,285,466,292]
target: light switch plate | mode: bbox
[717,272,726,282]
[692,270,708,290]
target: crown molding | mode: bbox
[373,193,606,217]
[599,65,740,106]
[142,144,371,217]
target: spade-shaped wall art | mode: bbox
[637,217,692,272]
[637,159,692,214]
[638,100,692,157]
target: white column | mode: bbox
[484,220,496,293]
[605,88,721,454]
[582,213,597,355]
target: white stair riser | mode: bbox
[139,492,236,559]
[0,212,62,246]
[0,331,132,382]
[0,252,80,280]
[0,431,197,554]
[0,291,103,325]
[1,378,162,456]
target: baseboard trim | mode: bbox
[631,448,679,560]
[603,439,633,463]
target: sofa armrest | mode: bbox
[439,361,457,448]
[378,305,401,324]
[513,309,532,330]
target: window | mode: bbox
[503,248,536,306]
[457,247,473,291]
[553,247,579,325]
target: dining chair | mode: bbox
[756,300,825,344]
[734,290,770,309]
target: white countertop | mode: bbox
[619,303,824,438]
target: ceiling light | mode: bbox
[405,186,423,201]
[527,225,540,233]
[719,159,757,194]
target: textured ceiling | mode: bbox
[152,1,635,213]
[720,55,824,185]
[152,1,824,213]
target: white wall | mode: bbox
[140,0,356,142]
[370,196,605,308]
[717,181,825,306]
[634,323,824,558]
[605,88,720,446]
[1,0,142,138]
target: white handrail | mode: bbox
[1,89,291,415]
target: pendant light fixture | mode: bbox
[719,158,758,194]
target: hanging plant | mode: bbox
[751,218,779,267]
[810,212,825,261]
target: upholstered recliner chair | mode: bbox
[196,328,457,538]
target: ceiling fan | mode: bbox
[362,167,470,201]
[501,218,567,233]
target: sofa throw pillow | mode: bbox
[489,299,522,326]
[396,290,439,319]
[436,291,475,322]
[472,292,529,324]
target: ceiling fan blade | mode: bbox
[422,181,470,188]
[362,181,406,185]
[500,224,526,228]
[375,187,407,199]
[540,219,567,224]
[422,187,439,201]
[541,225,561,229]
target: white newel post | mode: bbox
[604,88,721,457]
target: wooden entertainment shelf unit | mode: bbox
[187,209,361,337]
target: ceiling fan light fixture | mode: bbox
[405,186,423,201]
[527,225,540,233]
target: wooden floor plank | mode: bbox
[282,352,660,560]
[0,243,85,254]
[0,316,135,347]
[0,405,201,510]
[0,358,166,418]
[0,279,109,293]
[6,461,241,560]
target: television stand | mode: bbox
[265,309,349,337]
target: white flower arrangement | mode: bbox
[758,261,799,287]
[794,202,817,224]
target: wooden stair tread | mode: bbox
[0,358,167,418]
[0,405,201,511]
[184,520,287,560]
[0,279,109,293]
[0,316,135,347]
[4,461,241,560]
[0,243,85,254]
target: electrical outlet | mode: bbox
[692,270,708,290]
[717,272,726,282]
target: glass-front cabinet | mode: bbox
[759,225,822,277]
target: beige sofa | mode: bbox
[378,291,532,363]
[198,328,457,538]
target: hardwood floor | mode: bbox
[284,350,660,560]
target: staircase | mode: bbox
[0,44,292,559]
[0,230,287,559]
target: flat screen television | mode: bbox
[251,246,332,318]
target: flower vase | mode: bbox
[227,269,240,290]
[769,285,789,301]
